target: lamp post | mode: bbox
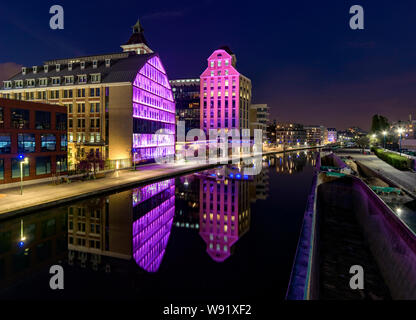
[57,161,61,183]
[397,128,404,155]
[19,156,29,195]
[371,134,377,147]
[382,131,387,149]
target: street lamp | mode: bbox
[57,161,61,183]
[397,128,404,155]
[382,131,387,149]
[19,156,29,196]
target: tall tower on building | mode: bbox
[200,47,252,136]
[121,18,153,54]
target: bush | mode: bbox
[371,147,411,171]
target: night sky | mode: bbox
[1,0,415,130]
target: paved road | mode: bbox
[337,150,416,197]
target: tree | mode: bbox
[78,150,105,175]
[355,136,370,152]
[371,114,390,133]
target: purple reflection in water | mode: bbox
[132,179,175,272]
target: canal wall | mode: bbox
[287,152,416,299]
[286,154,320,300]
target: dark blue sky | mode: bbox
[1,0,415,129]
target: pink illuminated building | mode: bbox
[198,174,251,262]
[200,46,252,136]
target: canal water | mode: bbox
[0,150,317,301]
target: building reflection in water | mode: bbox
[269,151,315,174]
[66,178,175,273]
[132,179,175,272]
[197,165,254,263]
[0,209,67,289]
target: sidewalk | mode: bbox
[339,151,416,197]
[0,161,216,219]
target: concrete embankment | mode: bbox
[287,152,416,300]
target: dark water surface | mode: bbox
[0,151,317,301]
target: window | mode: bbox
[11,108,30,129]
[18,134,36,153]
[35,111,51,129]
[27,79,35,87]
[52,77,60,85]
[50,90,59,99]
[90,119,95,128]
[77,103,85,113]
[80,61,85,70]
[36,156,51,175]
[0,107,3,128]
[0,134,11,154]
[56,112,67,130]
[39,78,48,86]
[91,74,101,83]
[93,60,97,68]
[210,61,214,68]
[60,134,67,151]
[41,134,56,152]
[68,63,73,71]
[0,159,3,180]
[90,87,100,96]
[78,75,87,83]
[96,119,100,128]
[64,77,74,85]
[12,158,30,178]
[56,155,67,172]
[69,119,73,128]
[68,104,73,113]
[77,89,85,97]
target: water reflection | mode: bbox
[132,179,175,272]
[0,151,317,295]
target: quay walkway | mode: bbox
[335,149,416,198]
[0,161,216,219]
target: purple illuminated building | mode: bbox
[1,20,175,167]
[132,56,176,162]
[200,46,252,135]
[132,178,175,272]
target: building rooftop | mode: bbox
[124,19,149,47]
[2,52,158,89]
[218,46,234,55]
